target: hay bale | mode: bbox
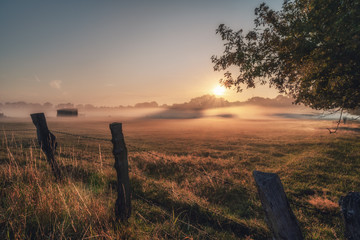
[57,108,78,117]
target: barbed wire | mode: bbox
[1,129,35,132]
[1,126,339,218]
[51,130,335,216]
[2,128,242,189]
[52,130,111,142]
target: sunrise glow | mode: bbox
[213,85,226,96]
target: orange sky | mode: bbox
[0,0,281,106]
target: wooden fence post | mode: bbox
[110,122,131,221]
[30,113,62,180]
[253,170,303,240]
[339,192,360,239]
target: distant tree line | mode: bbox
[0,95,299,112]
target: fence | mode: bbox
[1,112,359,239]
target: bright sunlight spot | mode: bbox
[213,85,226,96]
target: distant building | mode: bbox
[57,108,78,117]
[0,112,4,118]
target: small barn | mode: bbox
[0,113,4,118]
[57,108,78,117]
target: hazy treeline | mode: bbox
[171,95,296,110]
[0,101,159,111]
[0,95,296,113]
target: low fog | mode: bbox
[1,95,358,121]
[1,105,358,122]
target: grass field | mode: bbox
[1,115,360,239]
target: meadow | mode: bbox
[1,114,360,239]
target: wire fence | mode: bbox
[0,126,341,236]
[1,127,337,214]
[52,130,111,142]
[1,128,35,132]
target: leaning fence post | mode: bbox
[253,170,303,240]
[110,122,131,221]
[339,192,360,239]
[30,113,62,180]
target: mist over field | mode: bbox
[1,104,357,123]
[1,95,357,121]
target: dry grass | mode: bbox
[308,195,339,212]
[1,117,360,239]
[0,142,116,239]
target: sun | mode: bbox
[213,85,226,96]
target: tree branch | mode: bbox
[327,108,343,134]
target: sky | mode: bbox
[0,0,283,106]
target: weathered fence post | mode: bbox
[253,170,303,240]
[110,122,131,221]
[30,113,62,180]
[339,192,360,239]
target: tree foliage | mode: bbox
[212,0,360,110]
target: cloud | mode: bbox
[35,75,40,82]
[49,80,62,89]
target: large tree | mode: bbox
[212,0,360,111]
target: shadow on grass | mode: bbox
[197,184,259,219]
[61,164,105,193]
[127,177,269,239]
[336,127,360,133]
